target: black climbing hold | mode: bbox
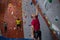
[31,2,33,5]
[55,19,58,21]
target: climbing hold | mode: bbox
[11,11,13,15]
[55,16,59,22]
[48,0,52,3]
[14,27,16,30]
[45,3,48,10]
[55,19,58,21]
[43,13,46,15]
[30,2,33,5]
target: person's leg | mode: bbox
[38,31,41,40]
[18,24,22,31]
[17,24,19,30]
[34,31,38,40]
[34,31,36,40]
[17,24,21,29]
[5,26,7,32]
[19,26,22,31]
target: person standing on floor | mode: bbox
[31,7,41,40]
[3,22,7,32]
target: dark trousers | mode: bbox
[17,24,21,29]
[34,30,41,40]
[4,26,7,32]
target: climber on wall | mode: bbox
[11,11,22,31]
[31,6,41,40]
[16,18,22,31]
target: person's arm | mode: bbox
[31,25,34,38]
[31,25,34,31]
[35,6,38,16]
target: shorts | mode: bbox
[34,30,41,39]
[17,24,21,28]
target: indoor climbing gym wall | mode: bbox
[44,0,60,40]
[0,0,60,40]
[38,0,60,32]
[37,0,60,40]
[22,0,36,39]
[22,0,53,40]
[22,0,60,40]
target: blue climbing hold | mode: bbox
[55,18,58,21]
[31,2,33,5]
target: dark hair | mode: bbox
[17,18,20,20]
[31,15,36,18]
[31,16,33,18]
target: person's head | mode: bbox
[31,14,36,19]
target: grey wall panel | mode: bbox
[22,0,53,40]
[38,14,53,40]
[45,0,60,29]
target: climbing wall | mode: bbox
[22,0,53,40]
[37,0,60,30]
[22,0,60,40]
[44,0,60,40]
[22,0,36,39]
[44,0,60,29]
[0,0,60,40]
[0,0,24,38]
[37,0,60,40]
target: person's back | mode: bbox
[16,18,22,31]
[16,19,21,25]
[31,7,41,40]
[31,15,40,31]
[16,19,21,24]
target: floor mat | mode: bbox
[0,36,33,40]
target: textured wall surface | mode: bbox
[22,0,54,40]
[22,0,36,39]
[0,0,60,40]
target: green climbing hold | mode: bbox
[48,0,52,3]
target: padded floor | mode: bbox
[0,36,33,40]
